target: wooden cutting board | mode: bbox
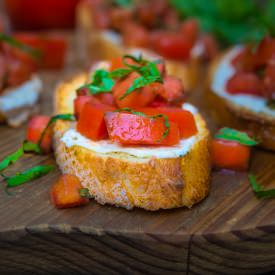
[0,44,274,275]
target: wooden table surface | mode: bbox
[0,36,274,275]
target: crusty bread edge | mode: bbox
[53,73,211,210]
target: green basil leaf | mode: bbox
[267,100,275,110]
[0,147,24,172]
[113,0,133,8]
[3,165,54,188]
[119,75,162,100]
[248,174,275,199]
[215,127,258,146]
[109,68,133,79]
[0,32,42,59]
[38,114,75,146]
[79,188,93,198]
[23,140,42,154]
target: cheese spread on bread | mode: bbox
[61,103,203,159]
[211,47,275,117]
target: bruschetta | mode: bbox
[53,55,211,210]
[208,36,275,151]
[76,0,218,93]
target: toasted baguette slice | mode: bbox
[0,75,42,127]
[207,48,275,151]
[53,73,211,210]
[76,1,199,93]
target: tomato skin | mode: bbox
[105,112,180,146]
[110,57,125,71]
[226,72,261,96]
[138,107,197,138]
[113,72,156,108]
[211,139,251,171]
[263,64,275,100]
[122,23,149,48]
[180,19,199,45]
[150,31,193,61]
[74,95,101,119]
[160,76,184,102]
[77,102,114,141]
[254,37,275,67]
[26,115,52,153]
[51,174,89,209]
[5,0,79,30]
[95,93,115,106]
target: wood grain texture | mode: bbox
[0,37,274,275]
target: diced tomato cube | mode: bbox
[263,64,275,100]
[254,37,275,67]
[231,48,255,72]
[74,95,101,119]
[138,107,197,138]
[110,57,125,71]
[105,112,180,146]
[226,72,261,96]
[211,139,251,171]
[180,19,199,45]
[160,76,184,102]
[150,31,193,61]
[95,93,115,106]
[26,115,52,153]
[51,174,89,209]
[77,102,114,140]
[113,72,156,108]
[122,23,149,48]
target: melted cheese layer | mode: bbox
[211,47,275,117]
[61,103,203,159]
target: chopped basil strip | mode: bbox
[112,0,133,8]
[2,165,54,188]
[109,67,133,79]
[0,147,23,172]
[38,113,75,146]
[0,32,42,59]
[267,100,275,110]
[79,188,92,198]
[215,127,258,146]
[0,141,42,172]
[116,108,170,141]
[248,174,275,199]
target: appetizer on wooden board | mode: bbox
[208,36,275,151]
[53,55,211,210]
[76,0,218,92]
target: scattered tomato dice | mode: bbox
[211,139,251,171]
[105,112,180,146]
[51,174,89,209]
[74,95,101,119]
[122,23,149,48]
[26,115,52,153]
[161,76,184,102]
[77,102,114,140]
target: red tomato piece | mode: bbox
[109,57,125,71]
[122,23,149,48]
[51,174,89,209]
[159,76,184,102]
[211,139,251,171]
[231,47,255,72]
[95,93,115,106]
[26,115,52,153]
[74,95,101,119]
[138,107,197,138]
[113,72,156,108]
[105,112,180,146]
[263,64,275,100]
[226,72,261,96]
[150,31,193,61]
[148,96,169,108]
[77,102,114,140]
[180,19,199,45]
[10,33,67,69]
[254,37,275,67]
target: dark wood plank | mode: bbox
[0,36,274,275]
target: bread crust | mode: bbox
[207,51,275,151]
[76,1,199,92]
[54,74,211,210]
